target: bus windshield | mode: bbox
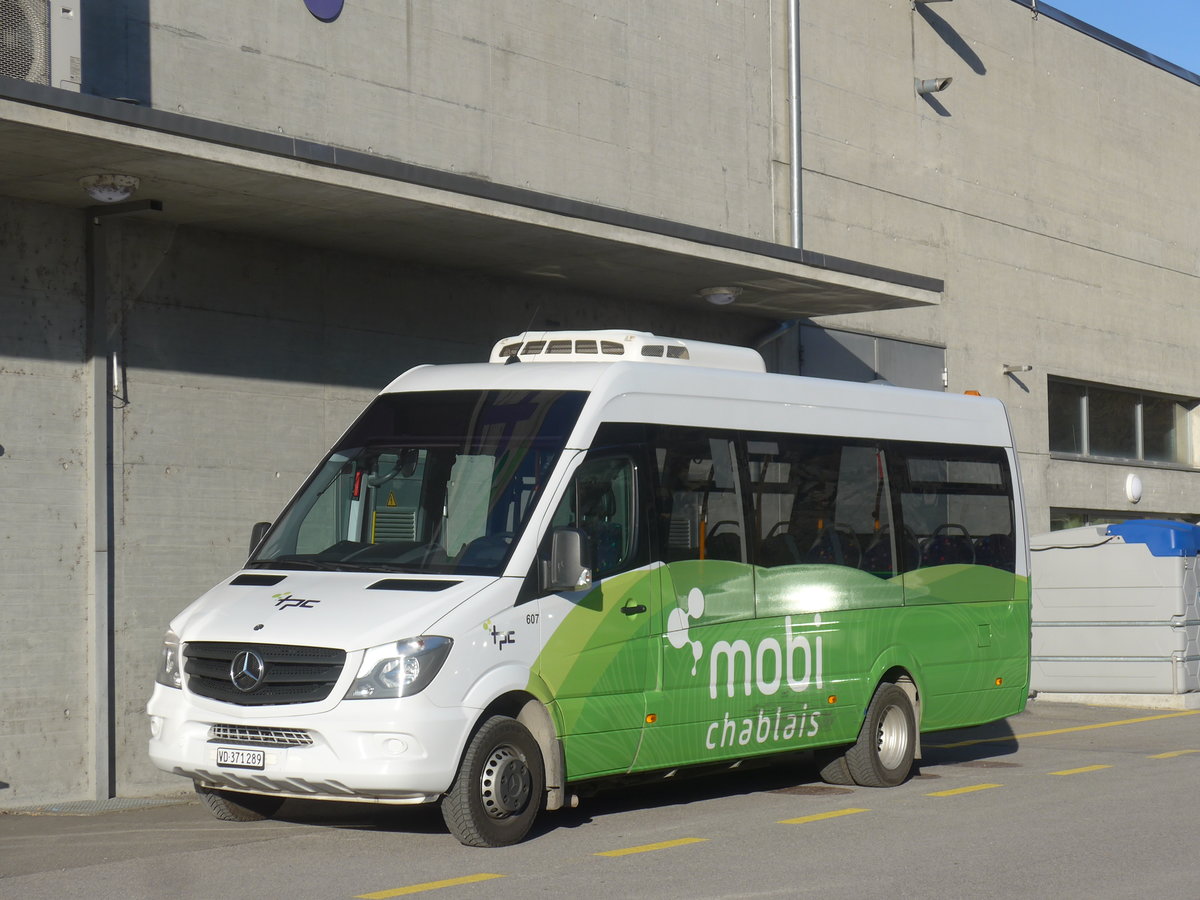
[250,389,587,575]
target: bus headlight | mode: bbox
[155,629,182,689]
[345,636,452,700]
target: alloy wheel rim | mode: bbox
[876,703,909,770]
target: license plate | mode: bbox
[216,747,266,770]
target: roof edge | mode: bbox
[0,78,943,296]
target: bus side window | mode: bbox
[651,427,747,563]
[890,444,1015,573]
[747,436,894,575]
[831,444,893,575]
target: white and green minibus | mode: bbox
[148,329,1030,846]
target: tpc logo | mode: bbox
[304,0,344,22]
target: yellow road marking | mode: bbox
[929,710,1200,749]
[779,807,870,825]
[926,783,1002,797]
[1149,749,1200,759]
[356,873,505,899]
[1050,764,1111,776]
[595,837,708,857]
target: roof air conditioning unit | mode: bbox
[1,1,81,92]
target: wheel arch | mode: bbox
[475,690,567,812]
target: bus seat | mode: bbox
[921,524,976,566]
[805,525,861,568]
[758,532,802,567]
[706,532,743,562]
[973,533,1014,570]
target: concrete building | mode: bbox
[0,0,1196,806]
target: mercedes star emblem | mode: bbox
[230,649,266,692]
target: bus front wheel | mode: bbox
[441,715,545,847]
[194,782,284,822]
[845,683,916,787]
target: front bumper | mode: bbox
[147,684,472,803]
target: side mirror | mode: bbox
[544,527,593,592]
[249,521,272,557]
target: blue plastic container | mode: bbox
[1106,519,1200,558]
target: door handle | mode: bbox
[621,602,647,616]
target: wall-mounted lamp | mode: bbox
[700,286,741,306]
[79,174,140,203]
[916,77,953,95]
[1125,473,1143,504]
[1002,364,1032,375]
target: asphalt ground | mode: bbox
[3,698,1198,899]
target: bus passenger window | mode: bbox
[891,446,1015,573]
[652,429,746,563]
[747,437,893,575]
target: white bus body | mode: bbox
[148,330,1029,845]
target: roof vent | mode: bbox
[488,330,765,373]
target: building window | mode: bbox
[1050,508,1200,531]
[1048,378,1195,466]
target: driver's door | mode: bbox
[533,451,659,779]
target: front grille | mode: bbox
[209,724,314,747]
[184,642,346,706]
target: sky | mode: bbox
[1046,0,1200,74]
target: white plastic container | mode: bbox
[1031,521,1200,694]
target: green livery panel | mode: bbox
[532,560,1030,782]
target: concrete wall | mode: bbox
[0,198,90,805]
[125,0,781,242]
[1,195,764,802]
[100,220,763,796]
[800,1,1200,532]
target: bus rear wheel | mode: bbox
[845,683,916,787]
[441,716,545,847]
[814,748,854,785]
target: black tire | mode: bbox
[814,748,854,785]
[194,782,284,822]
[845,683,916,787]
[441,716,545,847]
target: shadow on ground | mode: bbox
[266,714,1022,840]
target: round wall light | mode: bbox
[1125,473,1143,504]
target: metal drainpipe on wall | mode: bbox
[788,0,802,250]
[85,199,161,800]
[761,0,804,372]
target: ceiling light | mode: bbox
[700,287,741,306]
[80,174,140,203]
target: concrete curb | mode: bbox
[0,794,194,816]
[1032,691,1200,711]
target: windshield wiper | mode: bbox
[248,558,462,575]
[247,559,369,572]
[248,559,320,570]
